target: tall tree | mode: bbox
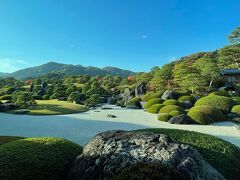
[228,27,240,44]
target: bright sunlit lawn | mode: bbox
[28,100,88,115]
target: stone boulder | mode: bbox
[161,90,178,100]
[67,130,225,180]
[168,114,197,124]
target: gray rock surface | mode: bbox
[168,114,197,124]
[67,130,225,180]
[161,90,178,100]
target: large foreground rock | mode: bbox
[68,130,225,180]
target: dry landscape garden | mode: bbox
[1,13,240,180]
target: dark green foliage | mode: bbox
[144,98,164,109]
[12,92,35,108]
[67,92,85,104]
[50,93,60,100]
[162,99,183,107]
[85,94,100,107]
[141,91,164,102]
[187,110,213,125]
[126,97,142,109]
[43,94,50,100]
[194,95,235,113]
[231,105,240,115]
[147,104,164,114]
[189,105,226,122]
[209,91,230,97]
[0,136,24,146]
[32,95,43,100]
[138,128,240,180]
[0,95,12,100]
[232,96,240,105]
[169,110,185,117]
[157,113,172,122]
[0,137,82,180]
[113,162,186,180]
[159,105,185,114]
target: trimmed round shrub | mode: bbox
[232,96,240,105]
[157,113,173,122]
[148,104,164,114]
[144,98,164,109]
[127,97,142,109]
[194,95,235,113]
[187,110,213,125]
[209,90,230,97]
[114,162,185,180]
[162,99,183,107]
[189,105,226,122]
[159,105,185,114]
[142,91,164,102]
[178,95,195,103]
[0,137,82,180]
[169,110,185,117]
[231,105,240,115]
[0,95,12,100]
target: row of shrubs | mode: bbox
[144,90,240,125]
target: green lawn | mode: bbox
[28,100,88,115]
[0,136,24,146]
[137,128,240,180]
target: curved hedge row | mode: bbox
[178,95,195,103]
[144,98,164,109]
[142,91,164,102]
[159,105,185,114]
[169,110,184,117]
[0,137,82,180]
[148,104,164,114]
[187,110,213,125]
[194,95,235,113]
[157,113,172,122]
[162,99,183,107]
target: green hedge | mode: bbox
[0,137,82,180]
[189,105,226,122]
[231,105,240,115]
[159,105,185,114]
[144,98,164,109]
[162,99,183,107]
[0,95,12,100]
[142,91,164,102]
[187,110,213,125]
[209,90,230,97]
[178,95,195,103]
[232,96,240,105]
[148,104,164,114]
[157,113,172,122]
[169,110,185,117]
[194,95,235,113]
[127,97,142,109]
[137,128,240,180]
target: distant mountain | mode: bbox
[0,72,10,77]
[6,62,135,79]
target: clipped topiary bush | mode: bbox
[231,105,240,115]
[169,110,185,117]
[142,91,164,102]
[162,99,183,107]
[209,90,230,97]
[113,162,185,180]
[148,104,164,114]
[0,137,82,180]
[159,105,185,114]
[178,95,195,104]
[189,105,226,122]
[157,113,172,122]
[144,98,164,109]
[127,97,142,109]
[194,95,235,113]
[187,110,213,125]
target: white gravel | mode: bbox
[0,105,239,146]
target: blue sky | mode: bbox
[0,0,239,73]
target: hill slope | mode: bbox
[7,62,135,79]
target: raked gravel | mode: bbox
[0,105,239,147]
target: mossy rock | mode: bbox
[178,95,195,103]
[187,110,213,125]
[189,105,226,122]
[159,105,185,114]
[194,95,235,113]
[144,98,164,109]
[162,99,183,107]
[231,105,240,115]
[148,104,164,114]
[169,110,185,117]
[0,137,82,180]
[157,113,172,122]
